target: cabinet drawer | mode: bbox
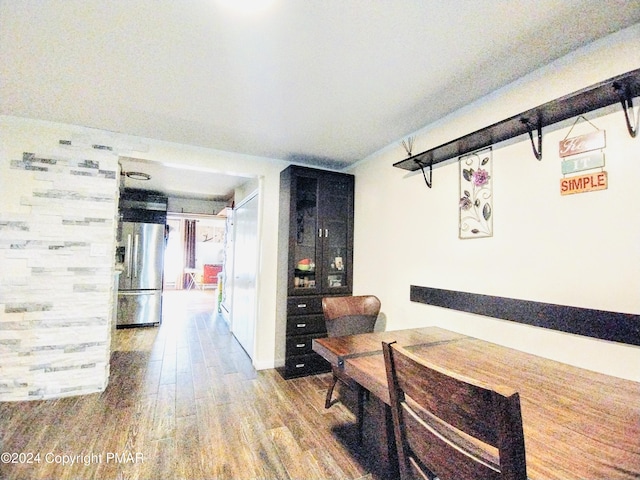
[287,296,323,316]
[284,353,330,378]
[286,314,326,335]
[286,333,326,356]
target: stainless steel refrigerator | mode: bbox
[116,221,165,327]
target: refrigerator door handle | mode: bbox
[126,234,133,278]
[119,291,153,296]
[133,234,140,278]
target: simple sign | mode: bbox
[559,130,606,158]
[560,171,608,195]
[561,152,605,175]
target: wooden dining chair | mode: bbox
[382,341,527,480]
[322,295,381,442]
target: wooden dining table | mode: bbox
[313,327,640,480]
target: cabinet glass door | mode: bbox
[321,217,350,293]
[292,176,319,293]
[320,175,352,294]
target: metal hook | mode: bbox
[414,158,433,188]
[521,118,543,160]
[613,82,637,138]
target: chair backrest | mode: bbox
[382,341,527,480]
[322,295,381,337]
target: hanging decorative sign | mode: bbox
[560,171,607,195]
[559,116,607,196]
[559,130,606,158]
[561,152,605,175]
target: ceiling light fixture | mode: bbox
[125,171,151,181]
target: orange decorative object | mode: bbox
[203,264,222,284]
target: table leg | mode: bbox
[361,394,399,479]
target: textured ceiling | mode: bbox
[2,0,639,197]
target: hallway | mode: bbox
[0,290,374,480]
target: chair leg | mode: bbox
[325,373,339,409]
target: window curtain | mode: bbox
[183,219,197,289]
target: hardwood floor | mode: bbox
[0,290,377,480]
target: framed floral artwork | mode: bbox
[459,147,493,238]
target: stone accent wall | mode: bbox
[0,150,118,401]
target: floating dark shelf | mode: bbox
[393,68,640,172]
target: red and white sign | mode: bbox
[559,130,606,158]
[560,171,608,195]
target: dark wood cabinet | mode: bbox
[279,166,354,378]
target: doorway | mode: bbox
[163,213,226,291]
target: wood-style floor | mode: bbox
[0,290,377,480]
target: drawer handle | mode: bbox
[296,343,306,348]
[297,303,307,308]
[296,323,307,328]
[296,363,305,368]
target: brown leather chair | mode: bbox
[383,341,527,480]
[322,295,381,442]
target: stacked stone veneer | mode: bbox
[0,151,118,401]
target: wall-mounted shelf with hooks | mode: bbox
[393,68,640,179]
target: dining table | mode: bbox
[313,327,640,480]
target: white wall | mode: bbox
[235,177,260,205]
[349,25,640,381]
